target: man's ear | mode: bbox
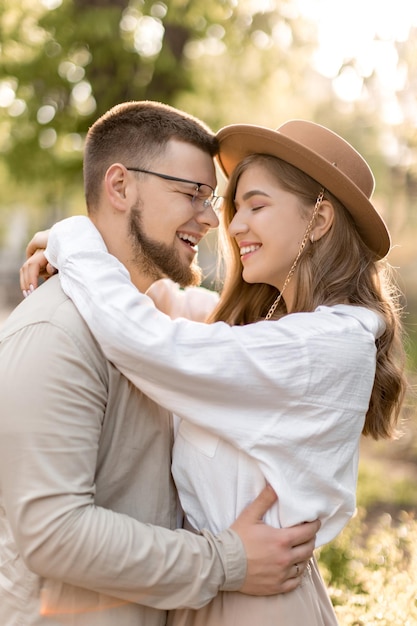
[104,163,131,212]
[310,199,334,242]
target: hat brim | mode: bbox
[216,124,390,259]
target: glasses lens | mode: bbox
[192,184,214,211]
[212,196,223,215]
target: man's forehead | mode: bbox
[156,139,217,185]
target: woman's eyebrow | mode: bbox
[240,189,271,201]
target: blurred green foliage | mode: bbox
[0,0,315,191]
[1,0,417,209]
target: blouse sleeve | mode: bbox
[46,216,379,546]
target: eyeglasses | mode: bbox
[126,167,222,213]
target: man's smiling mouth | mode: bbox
[178,233,199,250]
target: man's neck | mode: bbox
[127,264,156,293]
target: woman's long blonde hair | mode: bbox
[209,154,407,440]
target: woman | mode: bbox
[23,120,406,624]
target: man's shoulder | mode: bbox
[0,278,115,396]
[0,276,96,347]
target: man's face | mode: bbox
[127,140,219,288]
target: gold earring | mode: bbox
[310,234,314,243]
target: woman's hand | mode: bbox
[20,229,56,295]
[25,228,50,259]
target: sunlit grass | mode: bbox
[318,508,417,625]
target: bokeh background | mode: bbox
[1,1,416,622]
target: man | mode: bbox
[0,101,318,625]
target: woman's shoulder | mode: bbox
[279,304,384,340]
[315,304,384,337]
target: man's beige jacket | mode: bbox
[0,277,245,625]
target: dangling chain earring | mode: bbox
[265,188,325,321]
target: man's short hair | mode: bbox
[84,100,218,210]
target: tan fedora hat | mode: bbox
[216,120,390,259]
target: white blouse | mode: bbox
[46,216,385,547]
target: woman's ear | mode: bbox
[104,163,131,212]
[311,199,334,242]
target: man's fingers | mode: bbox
[234,484,277,526]
[287,519,321,548]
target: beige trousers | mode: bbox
[168,557,338,626]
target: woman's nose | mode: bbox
[228,212,249,237]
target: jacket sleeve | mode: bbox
[0,316,246,611]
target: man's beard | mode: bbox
[128,204,202,288]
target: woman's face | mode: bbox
[228,164,310,295]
